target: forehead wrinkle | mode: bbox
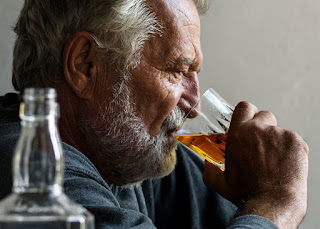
[150,0,200,30]
[169,5,200,33]
[176,6,192,24]
[143,0,202,70]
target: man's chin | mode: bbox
[120,140,178,187]
[154,140,179,178]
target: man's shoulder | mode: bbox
[0,121,102,180]
[0,122,20,199]
[0,122,107,199]
[0,122,20,144]
[0,93,20,124]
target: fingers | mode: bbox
[203,160,235,203]
[301,138,309,155]
[231,101,258,125]
[231,101,277,127]
[253,110,277,126]
[285,129,310,155]
[291,131,309,155]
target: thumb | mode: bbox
[203,160,235,203]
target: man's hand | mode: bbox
[203,101,309,229]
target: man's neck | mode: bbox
[55,84,112,184]
[56,85,86,155]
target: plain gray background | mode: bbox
[0,1,319,228]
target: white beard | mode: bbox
[81,73,185,186]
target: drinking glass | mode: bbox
[175,88,234,170]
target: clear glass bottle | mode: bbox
[0,88,94,229]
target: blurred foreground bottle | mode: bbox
[0,88,94,229]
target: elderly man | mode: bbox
[0,0,308,228]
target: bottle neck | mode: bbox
[13,92,64,194]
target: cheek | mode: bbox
[145,91,182,136]
[130,65,183,135]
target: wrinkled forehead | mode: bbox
[143,0,202,63]
[148,0,200,33]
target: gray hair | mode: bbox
[12,0,209,91]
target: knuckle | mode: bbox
[236,101,255,111]
[259,110,272,115]
[262,125,281,147]
[237,101,252,108]
[256,110,277,125]
[284,130,309,154]
[260,110,275,119]
[285,130,301,142]
[303,142,310,155]
[250,121,265,132]
[266,125,280,136]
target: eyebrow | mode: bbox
[166,57,200,71]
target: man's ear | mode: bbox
[63,31,98,99]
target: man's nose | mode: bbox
[177,72,200,118]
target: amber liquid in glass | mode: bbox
[175,133,227,170]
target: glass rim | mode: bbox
[184,88,217,119]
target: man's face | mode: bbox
[130,0,203,137]
[85,0,202,186]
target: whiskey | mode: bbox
[175,133,227,170]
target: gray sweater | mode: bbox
[0,93,278,229]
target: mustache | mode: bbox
[161,106,185,133]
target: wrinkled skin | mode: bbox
[128,0,203,137]
[203,101,309,229]
[56,0,309,228]
[58,0,202,185]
